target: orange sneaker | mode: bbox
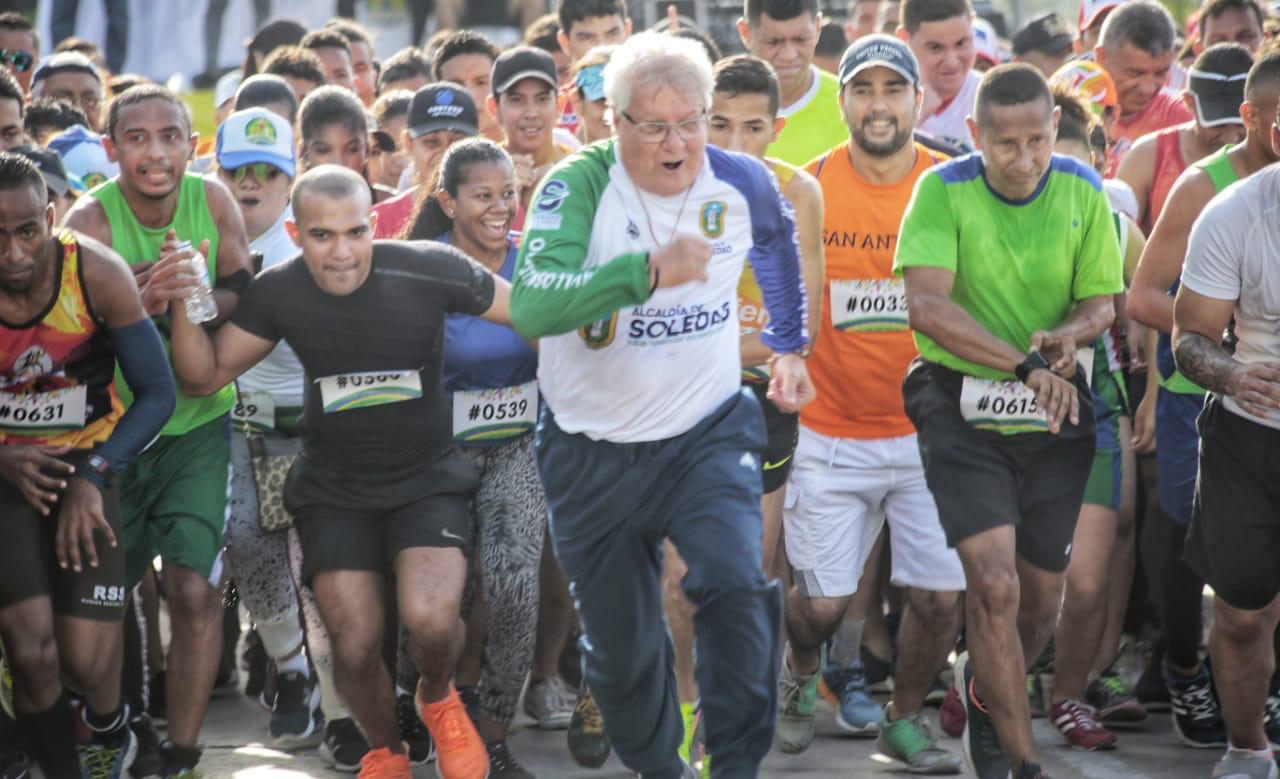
[417,683,489,779]
[358,746,412,779]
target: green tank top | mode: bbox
[93,175,235,435]
[1157,145,1240,396]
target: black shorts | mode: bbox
[902,360,1095,573]
[287,450,478,583]
[746,381,799,493]
[0,455,126,621]
[1185,397,1280,610]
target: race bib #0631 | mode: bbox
[0,385,87,430]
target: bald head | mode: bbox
[290,163,370,220]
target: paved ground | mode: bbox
[198,684,1227,778]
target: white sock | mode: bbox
[1227,742,1273,760]
[276,651,309,677]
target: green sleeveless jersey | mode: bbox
[92,174,235,435]
[1158,145,1240,396]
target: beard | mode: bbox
[851,114,913,157]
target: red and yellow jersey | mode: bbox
[802,142,947,440]
[0,230,122,447]
[739,158,800,382]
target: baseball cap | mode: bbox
[491,46,559,97]
[406,83,479,138]
[46,125,118,191]
[838,34,921,89]
[1079,0,1122,33]
[1187,68,1247,127]
[575,63,606,102]
[214,70,242,109]
[1014,12,1075,56]
[1049,59,1119,117]
[32,52,100,86]
[973,18,1001,68]
[216,107,295,177]
[11,144,79,197]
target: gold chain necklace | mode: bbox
[632,175,695,248]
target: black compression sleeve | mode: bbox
[87,319,176,488]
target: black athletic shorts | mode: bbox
[746,381,799,494]
[0,454,126,621]
[1185,397,1280,611]
[902,360,1095,573]
[286,449,478,583]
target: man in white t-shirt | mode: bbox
[1174,162,1280,779]
[898,0,980,150]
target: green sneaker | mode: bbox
[775,644,820,754]
[877,705,962,775]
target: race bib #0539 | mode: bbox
[317,370,423,414]
[452,381,538,443]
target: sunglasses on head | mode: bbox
[226,162,282,183]
[0,50,33,73]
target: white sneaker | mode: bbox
[1213,748,1280,779]
[523,676,574,729]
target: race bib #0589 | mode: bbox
[317,370,423,414]
[0,385,87,430]
[232,389,275,431]
[452,381,538,443]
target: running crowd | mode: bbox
[0,0,1278,777]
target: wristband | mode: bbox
[1014,350,1051,384]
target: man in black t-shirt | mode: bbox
[164,165,511,778]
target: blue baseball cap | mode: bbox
[215,107,295,178]
[574,63,605,102]
[838,34,921,90]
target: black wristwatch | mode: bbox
[1014,350,1051,384]
[83,453,111,483]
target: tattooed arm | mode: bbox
[1174,285,1280,417]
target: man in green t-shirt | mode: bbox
[64,84,253,777]
[894,64,1123,779]
[738,0,847,165]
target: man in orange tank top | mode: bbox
[1095,1,1193,174]
[1116,43,1250,233]
[772,35,965,774]
[0,152,173,777]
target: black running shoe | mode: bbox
[1264,676,1280,750]
[397,691,435,765]
[1164,660,1227,749]
[240,629,268,700]
[269,671,322,749]
[128,714,164,779]
[318,717,369,773]
[956,652,1010,779]
[567,682,610,768]
[487,741,535,779]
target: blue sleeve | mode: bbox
[710,148,808,354]
[88,319,176,488]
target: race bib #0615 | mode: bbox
[317,370,423,414]
[960,376,1047,434]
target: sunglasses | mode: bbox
[0,50,33,73]
[225,162,283,183]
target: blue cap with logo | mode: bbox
[407,82,480,139]
[574,63,606,102]
[215,107,295,178]
[46,125,118,191]
[838,34,920,90]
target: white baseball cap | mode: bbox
[46,125,118,191]
[215,107,295,178]
[973,18,1001,67]
[214,70,242,109]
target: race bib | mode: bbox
[232,390,276,431]
[452,381,538,443]
[831,279,909,332]
[0,385,87,430]
[1077,347,1095,389]
[317,370,422,414]
[960,377,1047,434]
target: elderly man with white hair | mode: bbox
[510,31,815,779]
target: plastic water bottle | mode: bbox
[178,241,218,324]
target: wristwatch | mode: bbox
[1014,350,1051,384]
[83,453,111,482]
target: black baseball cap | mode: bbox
[1188,68,1247,127]
[838,34,920,89]
[491,46,559,97]
[32,52,100,86]
[407,83,479,138]
[1012,12,1074,56]
[12,144,75,196]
